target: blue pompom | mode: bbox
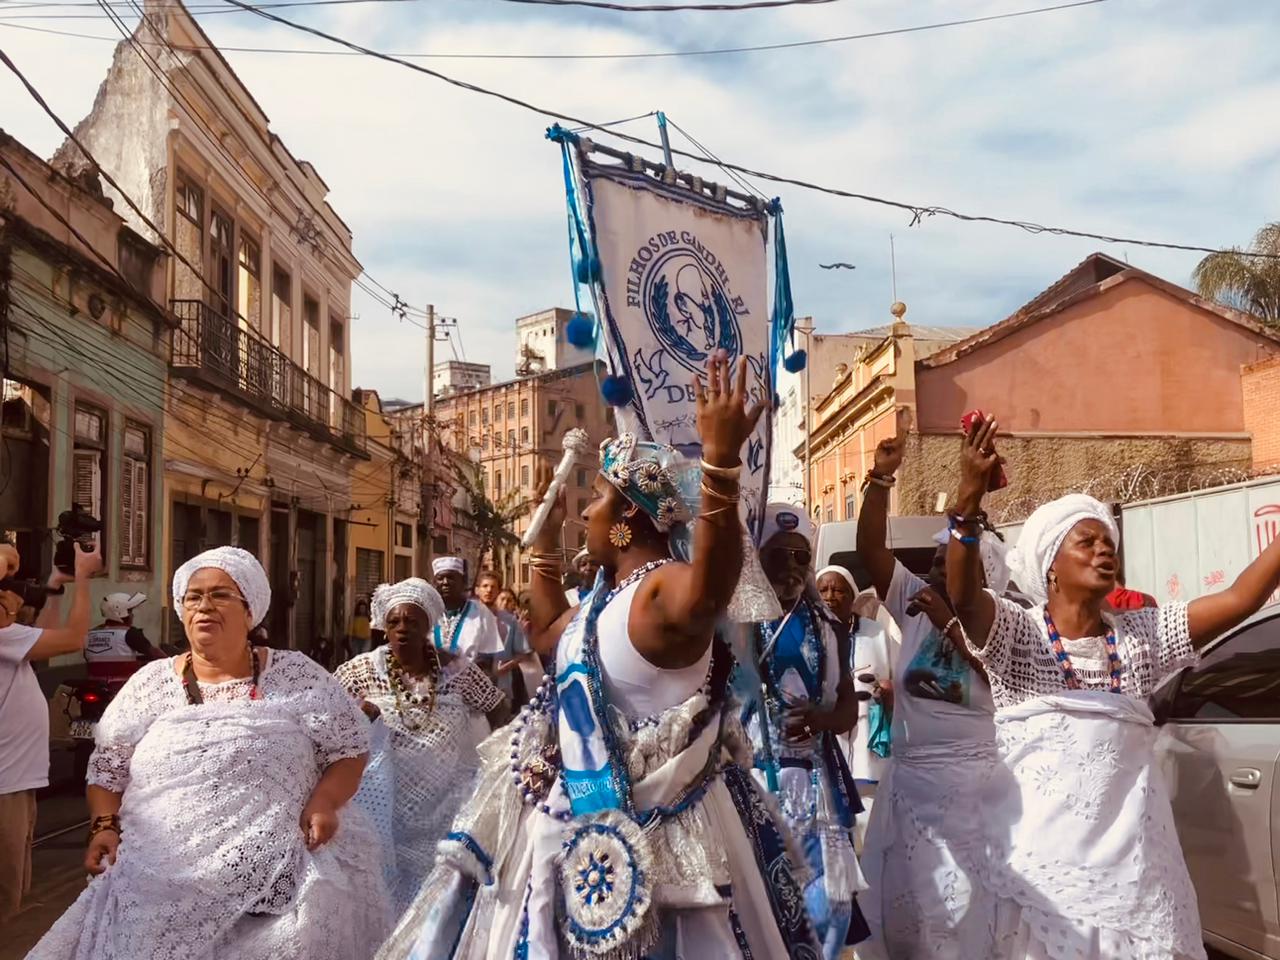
[565,312,596,349]
[574,255,601,284]
[600,375,633,406]
[783,349,808,373]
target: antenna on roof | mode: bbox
[890,234,899,302]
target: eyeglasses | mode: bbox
[181,589,248,610]
[764,546,812,569]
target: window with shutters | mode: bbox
[520,398,529,416]
[521,465,530,487]
[355,548,384,603]
[120,423,151,568]
[72,403,106,531]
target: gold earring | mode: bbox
[608,521,633,548]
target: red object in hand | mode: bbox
[960,409,1009,492]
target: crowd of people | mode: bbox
[8,353,1280,959]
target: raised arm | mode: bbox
[29,543,102,661]
[945,417,1001,647]
[857,430,906,600]
[526,483,574,657]
[644,353,765,664]
[1186,535,1280,648]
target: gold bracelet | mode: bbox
[700,459,743,480]
[532,566,563,582]
[698,504,738,522]
[700,479,741,504]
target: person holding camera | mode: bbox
[0,539,102,921]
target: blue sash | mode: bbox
[433,600,471,653]
[555,574,629,816]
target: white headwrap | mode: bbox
[370,577,446,631]
[1006,494,1119,604]
[172,546,271,627]
[933,527,1013,596]
[431,556,465,577]
[815,565,857,593]
[760,502,815,547]
[572,548,590,566]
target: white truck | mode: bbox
[999,476,1280,604]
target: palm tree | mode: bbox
[1192,222,1280,327]
[449,457,535,574]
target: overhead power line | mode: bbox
[205,0,1279,262]
[0,0,849,13]
[0,0,1110,59]
[0,33,426,326]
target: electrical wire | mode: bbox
[0,0,849,13]
[0,0,1111,59]
[205,0,1280,261]
[1,23,425,330]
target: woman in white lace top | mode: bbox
[948,418,1280,960]
[335,577,504,911]
[29,547,391,960]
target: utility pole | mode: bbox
[422,304,435,573]
[425,303,436,422]
[800,317,814,513]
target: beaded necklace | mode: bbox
[1042,608,1123,694]
[385,648,439,730]
[434,600,471,653]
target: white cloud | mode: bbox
[2,0,1277,398]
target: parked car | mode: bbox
[1152,604,1280,960]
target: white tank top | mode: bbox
[597,578,712,720]
[85,626,134,662]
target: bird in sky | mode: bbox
[819,262,856,270]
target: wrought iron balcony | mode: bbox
[170,299,367,458]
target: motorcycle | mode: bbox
[62,676,126,785]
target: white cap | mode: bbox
[432,556,465,577]
[101,592,147,621]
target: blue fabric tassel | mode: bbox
[566,311,597,348]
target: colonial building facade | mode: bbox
[55,2,367,649]
[0,132,170,647]
[805,254,1280,526]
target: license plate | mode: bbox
[68,720,95,740]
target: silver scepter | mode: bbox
[521,428,591,549]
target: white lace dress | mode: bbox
[968,598,1206,960]
[334,646,503,911]
[28,650,393,960]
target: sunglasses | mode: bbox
[764,546,812,569]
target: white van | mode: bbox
[813,516,948,590]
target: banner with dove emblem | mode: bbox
[551,133,790,540]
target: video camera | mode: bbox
[0,576,64,610]
[53,504,103,576]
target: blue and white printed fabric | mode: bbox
[578,158,774,535]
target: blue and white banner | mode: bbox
[572,152,779,534]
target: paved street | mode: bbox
[3,757,89,960]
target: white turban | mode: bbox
[370,577,445,631]
[815,565,857,593]
[761,502,815,547]
[1006,494,1119,604]
[933,527,1012,596]
[172,546,271,627]
[572,548,590,566]
[431,556,465,577]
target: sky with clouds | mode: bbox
[2,0,1278,401]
